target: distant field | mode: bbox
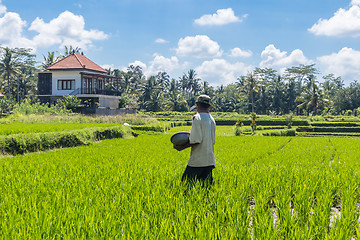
[0,122,119,135]
[167,125,235,136]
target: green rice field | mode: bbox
[1,126,360,239]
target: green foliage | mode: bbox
[131,122,172,133]
[12,98,70,115]
[1,135,360,238]
[0,126,133,155]
[0,47,36,100]
[56,95,82,110]
[297,126,360,133]
[250,112,257,133]
[0,96,15,115]
[285,114,293,129]
[311,122,360,127]
[118,93,130,108]
[259,129,296,136]
[0,122,118,135]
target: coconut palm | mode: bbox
[0,47,34,99]
[165,79,187,111]
[40,51,60,70]
[295,75,325,115]
[237,72,259,113]
[0,47,19,97]
[60,46,82,57]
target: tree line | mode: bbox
[1,46,360,115]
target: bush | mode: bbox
[259,129,296,136]
[296,126,360,133]
[234,126,252,136]
[131,122,172,132]
[0,97,15,116]
[13,98,70,115]
[0,126,134,155]
[311,122,360,127]
[56,95,83,111]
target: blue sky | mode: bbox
[1,0,360,86]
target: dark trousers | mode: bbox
[181,165,215,185]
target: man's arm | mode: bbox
[173,143,199,151]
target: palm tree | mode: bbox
[127,65,145,93]
[0,47,19,97]
[165,79,187,111]
[295,75,325,115]
[270,75,285,114]
[40,51,60,70]
[156,71,170,89]
[139,75,166,111]
[237,72,259,113]
[62,46,81,57]
[0,47,35,100]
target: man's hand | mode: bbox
[173,144,188,151]
[173,142,199,151]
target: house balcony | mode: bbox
[70,88,122,96]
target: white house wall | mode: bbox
[51,71,81,95]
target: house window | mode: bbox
[58,80,75,90]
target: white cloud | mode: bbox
[176,35,222,58]
[101,64,115,70]
[155,38,168,44]
[145,54,181,76]
[309,4,360,37]
[260,44,312,69]
[0,0,6,15]
[317,47,360,83]
[351,0,360,6]
[125,60,147,72]
[228,47,252,58]
[194,8,246,26]
[0,12,35,49]
[0,2,108,52]
[195,59,252,86]
[29,11,108,50]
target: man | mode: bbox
[174,95,216,185]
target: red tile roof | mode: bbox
[46,53,108,73]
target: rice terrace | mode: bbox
[1,110,360,239]
[2,0,360,238]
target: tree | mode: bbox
[156,71,170,89]
[269,75,285,114]
[0,47,35,99]
[138,75,164,111]
[165,78,188,111]
[295,75,324,115]
[40,51,60,70]
[16,65,37,103]
[180,69,202,107]
[59,46,82,58]
[237,72,259,113]
[0,96,15,115]
[126,65,145,94]
[284,64,319,86]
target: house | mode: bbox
[0,92,4,98]
[37,53,135,114]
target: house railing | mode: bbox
[69,88,81,95]
[69,88,121,96]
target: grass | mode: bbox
[1,134,360,238]
[166,126,236,136]
[0,122,119,135]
